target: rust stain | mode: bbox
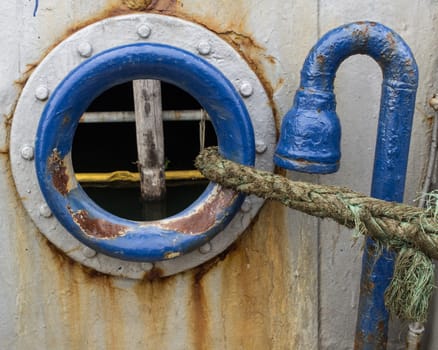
[2,111,14,156]
[133,272,179,349]
[70,209,128,238]
[14,63,38,89]
[14,0,280,133]
[45,239,127,349]
[354,321,387,349]
[193,242,238,281]
[62,115,71,126]
[187,201,294,348]
[191,271,209,350]
[362,278,375,295]
[273,77,285,92]
[317,53,325,65]
[219,201,293,348]
[48,149,70,196]
[160,187,237,234]
[143,265,165,281]
[265,54,277,65]
[214,28,280,124]
[354,331,365,349]
[386,32,396,49]
[17,230,180,348]
[187,242,239,349]
[377,320,388,347]
[352,28,368,41]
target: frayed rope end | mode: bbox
[384,248,435,323]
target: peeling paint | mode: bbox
[47,149,70,196]
[164,251,181,259]
[160,188,237,234]
[70,209,129,238]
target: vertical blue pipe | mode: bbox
[274,22,418,348]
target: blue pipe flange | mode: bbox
[10,14,276,277]
[35,43,254,262]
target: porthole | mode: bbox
[10,14,275,278]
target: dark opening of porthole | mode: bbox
[72,81,217,221]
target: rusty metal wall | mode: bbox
[1,1,438,349]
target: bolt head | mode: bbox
[239,81,253,97]
[77,42,93,58]
[35,85,49,101]
[199,242,212,254]
[82,246,97,258]
[137,24,152,39]
[240,198,252,213]
[141,262,153,271]
[197,41,211,55]
[256,141,267,154]
[21,145,34,160]
[39,204,52,218]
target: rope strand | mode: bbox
[195,147,437,322]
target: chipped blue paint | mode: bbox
[274,22,418,349]
[33,0,39,16]
[35,43,255,262]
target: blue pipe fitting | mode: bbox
[274,89,340,173]
[35,43,255,262]
[274,21,418,175]
[274,22,418,348]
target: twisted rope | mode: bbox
[195,147,436,322]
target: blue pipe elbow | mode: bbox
[274,21,418,174]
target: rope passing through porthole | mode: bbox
[195,147,436,323]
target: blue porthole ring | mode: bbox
[35,43,255,262]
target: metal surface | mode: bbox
[76,170,205,183]
[2,1,437,349]
[10,14,276,276]
[274,21,418,348]
[81,110,210,123]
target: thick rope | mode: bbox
[195,147,436,322]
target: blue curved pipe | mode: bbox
[274,22,418,348]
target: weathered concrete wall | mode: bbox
[1,1,437,349]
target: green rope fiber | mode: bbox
[195,147,437,323]
[385,248,434,323]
